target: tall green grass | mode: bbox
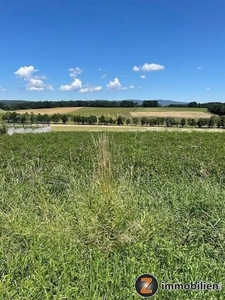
[0,132,224,299]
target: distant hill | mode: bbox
[157,99,188,106]
[125,99,188,106]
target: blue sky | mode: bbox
[0,0,224,102]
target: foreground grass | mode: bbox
[0,132,225,299]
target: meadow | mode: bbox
[14,106,211,119]
[0,131,225,299]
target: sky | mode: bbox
[0,0,225,103]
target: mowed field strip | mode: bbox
[15,107,83,115]
[130,111,212,119]
[51,124,224,132]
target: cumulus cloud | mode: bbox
[133,63,165,72]
[106,78,122,90]
[106,78,134,90]
[79,85,102,93]
[14,65,54,91]
[14,66,38,80]
[59,78,82,91]
[140,75,146,79]
[69,67,83,77]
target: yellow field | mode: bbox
[15,107,83,115]
[130,111,212,119]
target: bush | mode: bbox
[0,124,7,134]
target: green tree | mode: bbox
[61,114,69,124]
[98,115,106,125]
[187,118,196,127]
[132,117,139,125]
[51,113,61,123]
[197,118,205,128]
[180,118,186,128]
[207,116,216,128]
[116,115,124,125]
[125,118,131,125]
[166,117,175,127]
[141,117,148,126]
[87,115,97,125]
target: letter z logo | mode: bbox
[140,277,153,294]
[135,274,158,298]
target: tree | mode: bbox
[166,117,175,127]
[30,112,36,124]
[126,118,131,125]
[116,115,124,125]
[42,114,51,124]
[51,113,61,123]
[98,115,106,125]
[197,118,204,128]
[188,101,198,108]
[187,118,196,127]
[21,114,28,126]
[132,117,139,125]
[180,118,186,128]
[87,115,97,125]
[141,117,148,126]
[61,114,69,124]
[207,116,216,128]
[142,100,161,107]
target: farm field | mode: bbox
[15,107,83,115]
[130,111,211,119]
[51,124,225,132]
[12,106,211,119]
[0,132,225,299]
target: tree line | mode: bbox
[2,112,225,128]
[0,100,162,110]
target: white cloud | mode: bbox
[106,78,122,90]
[106,78,134,90]
[133,63,165,72]
[79,85,102,93]
[27,86,44,91]
[140,75,146,79]
[101,74,107,79]
[133,66,140,72]
[69,67,83,77]
[14,66,38,80]
[59,78,82,91]
[14,65,54,91]
[0,87,6,92]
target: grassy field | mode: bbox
[0,131,225,299]
[12,106,211,119]
[15,107,83,115]
[71,107,210,119]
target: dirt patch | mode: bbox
[15,107,83,115]
[130,111,211,119]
